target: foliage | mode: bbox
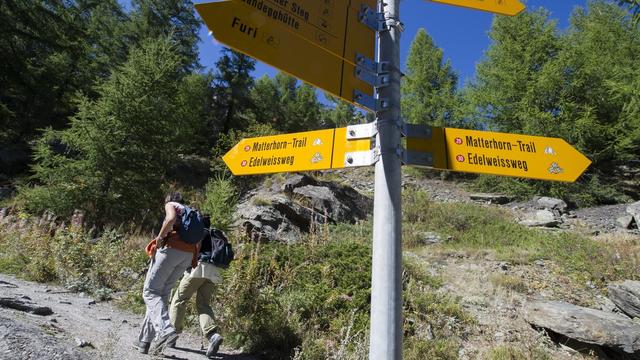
[212,48,256,135]
[402,29,459,127]
[464,1,640,204]
[250,73,323,133]
[0,222,147,295]
[618,0,640,23]
[200,175,238,231]
[321,95,367,128]
[19,37,201,226]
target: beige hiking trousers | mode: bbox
[169,271,217,339]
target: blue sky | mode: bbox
[193,0,590,86]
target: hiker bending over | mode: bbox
[134,192,200,355]
[169,215,224,358]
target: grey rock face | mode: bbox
[627,201,640,229]
[235,174,372,243]
[537,197,568,213]
[608,281,640,319]
[617,215,636,229]
[525,300,640,356]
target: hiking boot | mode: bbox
[132,340,150,354]
[205,333,223,358]
[166,335,177,349]
[150,331,178,355]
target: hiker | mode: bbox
[134,192,200,355]
[169,215,224,358]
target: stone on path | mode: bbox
[524,300,640,356]
[608,280,640,319]
[0,297,53,316]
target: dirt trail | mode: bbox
[0,274,259,360]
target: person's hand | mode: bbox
[155,235,167,249]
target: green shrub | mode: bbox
[200,175,238,231]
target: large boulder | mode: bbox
[235,174,373,243]
[537,197,568,213]
[519,210,560,228]
[525,300,640,357]
[627,201,640,229]
[608,280,640,319]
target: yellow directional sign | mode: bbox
[405,127,592,182]
[195,1,374,109]
[427,0,525,16]
[231,0,376,65]
[223,128,372,175]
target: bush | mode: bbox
[200,175,238,231]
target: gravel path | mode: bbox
[0,274,259,360]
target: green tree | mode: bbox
[0,0,129,175]
[618,0,640,23]
[401,28,458,127]
[212,48,256,135]
[249,73,322,132]
[321,95,367,128]
[552,0,640,168]
[21,37,201,225]
[128,0,201,72]
[465,9,561,135]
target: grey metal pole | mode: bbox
[369,0,402,359]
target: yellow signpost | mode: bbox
[195,1,374,109]
[231,0,376,65]
[427,0,525,16]
[405,127,592,182]
[223,128,372,176]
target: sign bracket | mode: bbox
[401,123,432,139]
[346,122,378,140]
[358,4,385,32]
[353,90,389,113]
[402,149,434,168]
[345,148,380,167]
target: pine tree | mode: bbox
[21,37,202,225]
[212,48,256,135]
[401,28,458,127]
[128,0,201,72]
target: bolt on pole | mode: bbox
[369,0,402,359]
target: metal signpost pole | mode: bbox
[369,0,402,359]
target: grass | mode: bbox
[486,345,553,360]
[403,187,640,286]
[489,274,529,293]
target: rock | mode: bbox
[235,174,372,243]
[524,300,640,356]
[534,259,546,268]
[627,201,640,227]
[469,193,513,204]
[74,338,94,348]
[617,215,636,229]
[420,232,441,245]
[497,262,511,271]
[0,297,54,316]
[519,210,560,228]
[608,280,640,319]
[537,197,568,213]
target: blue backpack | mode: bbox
[177,206,205,244]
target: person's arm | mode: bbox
[155,202,178,248]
